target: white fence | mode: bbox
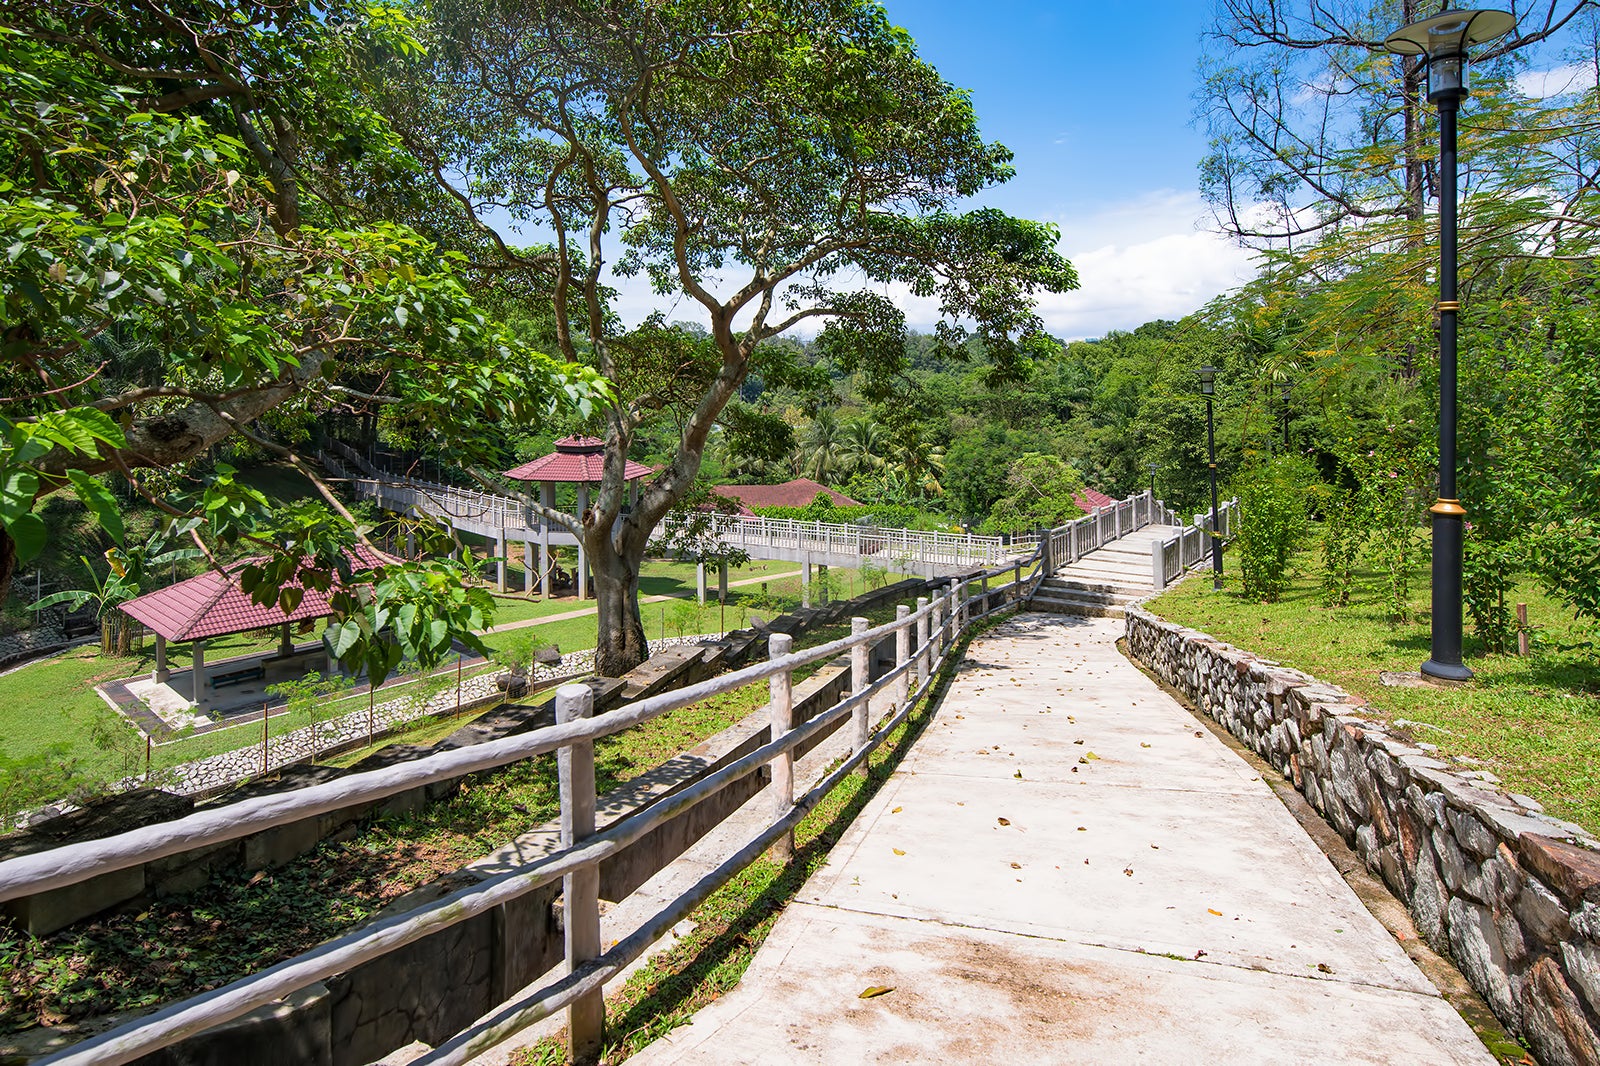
[1151,500,1241,589]
[0,547,1046,1066]
[320,440,1010,574]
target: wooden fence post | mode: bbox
[1517,603,1530,656]
[895,605,911,709]
[980,572,990,616]
[556,684,603,1064]
[916,597,931,686]
[931,589,945,661]
[851,618,870,777]
[768,633,796,860]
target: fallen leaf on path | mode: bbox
[892,848,906,856]
[997,817,1011,826]
[891,806,902,813]
[1140,742,1152,748]
[1208,909,1223,916]
[859,986,895,999]
[1014,770,1023,779]
[1123,866,1134,877]
[1316,963,1333,974]
[1010,862,1022,869]
[1084,751,1101,761]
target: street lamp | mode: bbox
[1279,377,1292,451]
[1385,8,1515,682]
[1198,365,1223,590]
[1148,461,1159,499]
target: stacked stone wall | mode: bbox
[1127,606,1600,1066]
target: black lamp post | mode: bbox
[1279,378,1292,450]
[1199,365,1223,589]
[1148,461,1159,498]
[1385,8,1514,682]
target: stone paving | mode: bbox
[628,613,1497,1064]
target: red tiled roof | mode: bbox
[120,546,390,642]
[502,435,654,483]
[711,479,860,510]
[1073,488,1118,512]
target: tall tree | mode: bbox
[394,0,1079,674]
[0,2,599,668]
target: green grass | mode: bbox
[1146,545,1600,834]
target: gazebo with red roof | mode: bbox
[120,547,385,710]
[710,478,860,515]
[501,436,655,599]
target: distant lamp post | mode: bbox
[1198,365,1223,590]
[1279,377,1292,450]
[1385,8,1515,682]
[1148,461,1159,498]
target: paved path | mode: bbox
[631,612,1494,1065]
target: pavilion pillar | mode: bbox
[153,635,169,684]
[802,557,812,608]
[192,640,207,710]
[539,482,554,598]
[497,528,508,593]
[279,623,293,656]
[524,540,535,593]
[629,481,640,511]
[819,564,829,605]
[718,562,729,604]
[696,562,707,606]
[577,545,588,600]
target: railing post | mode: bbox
[1013,561,1022,603]
[850,617,870,777]
[895,605,911,708]
[916,596,931,684]
[1153,547,1166,591]
[932,583,947,660]
[980,571,990,616]
[768,633,796,860]
[556,684,603,1064]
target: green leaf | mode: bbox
[9,513,47,562]
[67,470,124,544]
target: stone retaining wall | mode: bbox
[1126,605,1600,1066]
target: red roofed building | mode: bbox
[711,479,860,514]
[502,435,654,485]
[121,546,389,709]
[1073,487,1117,513]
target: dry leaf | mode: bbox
[1084,751,1101,761]
[1014,770,1023,779]
[1010,862,1022,869]
[858,986,895,999]
[997,817,1011,826]
[1208,909,1223,916]
[891,806,903,814]
[1316,963,1333,974]
[893,848,906,856]
[1140,742,1152,748]
[1123,866,1134,877]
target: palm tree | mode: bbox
[839,417,889,481]
[890,424,946,498]
[796,409,845,484]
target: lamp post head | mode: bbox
[1198,365,1218,396]
[1384,9,1515,104]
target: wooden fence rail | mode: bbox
[12,538,1050,1066]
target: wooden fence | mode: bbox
[1,541,1053,1066]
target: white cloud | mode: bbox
[1036,190,1260,340]
[1516,62,1597,99]
[592,189,1259,343]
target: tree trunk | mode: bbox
[591,543,650,677]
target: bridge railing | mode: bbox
[3,546,1048,1066]
[1151,499,1240,589]
[323,441,1009,572]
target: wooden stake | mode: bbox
[1517,603,1530,656]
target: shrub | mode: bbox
[1232,456,1313,602]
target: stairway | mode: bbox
[1030,525,1178,617]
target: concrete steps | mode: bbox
[1030,576,1150,619]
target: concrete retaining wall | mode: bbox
[1126,605,1600,1066]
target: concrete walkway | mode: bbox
[630,612,1494,1065]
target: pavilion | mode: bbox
[502,435,655,599]
[119,546,387,712]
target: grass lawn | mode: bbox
[1146,542,1600,835]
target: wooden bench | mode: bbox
[211,665,265,689]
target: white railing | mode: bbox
[3,551,1046,1066]
[321,441,1009,573]
[1151,499,1240,590]
[1032,489,1160,575]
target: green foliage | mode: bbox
[266,672,356,763]
[981,453,1085,535]
[1231,456,1312,602]
[0,747,80,832]
[1317,488,1365,608]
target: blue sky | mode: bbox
[878,0,1259,338]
